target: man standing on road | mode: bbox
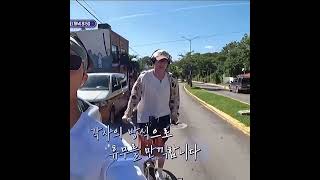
[70,35,146,180]
[122,49,180,180]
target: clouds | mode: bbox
[108,13,154,22]
[109,2,250,22]
[204,45,222,52]
[171,2,250,12]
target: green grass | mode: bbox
[186,85,250,127]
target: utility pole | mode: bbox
[207,69,209,83]
[182,36,199,87]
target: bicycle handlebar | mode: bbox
[125,117,179,127]
[126,118,135,127]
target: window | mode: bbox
[242,78,250,84]
[118,75,127,88]
[81,75,110,90]
[112,75,121,92]
[233,78,238,83]
[121,79,127,87]
[119,53,129,65]
[112,45,119,63]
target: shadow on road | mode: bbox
[200,87,225,92]
[239,91,250,94]
[194,85,250,94]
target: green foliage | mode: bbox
[175,34,250,82]
[136,56,152,72]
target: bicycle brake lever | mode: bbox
[172,121,179,125]
[127,118,135,127]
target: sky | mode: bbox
[70,0,250,61]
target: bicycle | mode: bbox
[127,118,179,180]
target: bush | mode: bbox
[213,73,221,84]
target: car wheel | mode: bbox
[110,107,115,124]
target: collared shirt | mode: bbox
[70,103,146,180]
[124,69,180,123]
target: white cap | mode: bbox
[152,49,172,61]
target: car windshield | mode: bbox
[241,78,250,84]
[81,75,110,90]
[232,78,237,83]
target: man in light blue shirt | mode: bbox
[70,35,146,180]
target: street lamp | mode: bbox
[182,36,199,87]
[181,36,200,54]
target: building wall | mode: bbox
[72,28,129,74]
[110,30,129,53]
[110,30,129,73]
[73,29,113,73]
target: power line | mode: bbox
[75,0,103,24]
[132,39,186,47]
[197,31,246,39]
[82,0,104,23]
[129,46,141,57]
[74,2,141,58]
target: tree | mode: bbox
[168,63,180,79]
[171,34,250,83]
[136,56,152,72]
[222,34,250,77]
[128,54,137,60]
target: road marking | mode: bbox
[183,84,250,136]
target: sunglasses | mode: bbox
[156,58,169,63]
[70,54,83,70]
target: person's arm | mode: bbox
[101,137,147,180]
[169,75,180,124]
[123,74,143,120]
[104,160,147,180]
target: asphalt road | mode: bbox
[192,82,250,105]
[108,83,250,180]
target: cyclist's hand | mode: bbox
[172,118,179,125]
[122,115,130,124]
[172,121,179,125]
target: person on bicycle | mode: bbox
[70,35,146,180]
[122,49,180,180]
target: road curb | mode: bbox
[183,84,250,136]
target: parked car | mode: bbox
[77,73,130,124]
[229,75,250,93]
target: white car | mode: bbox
[78,73,130,123]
